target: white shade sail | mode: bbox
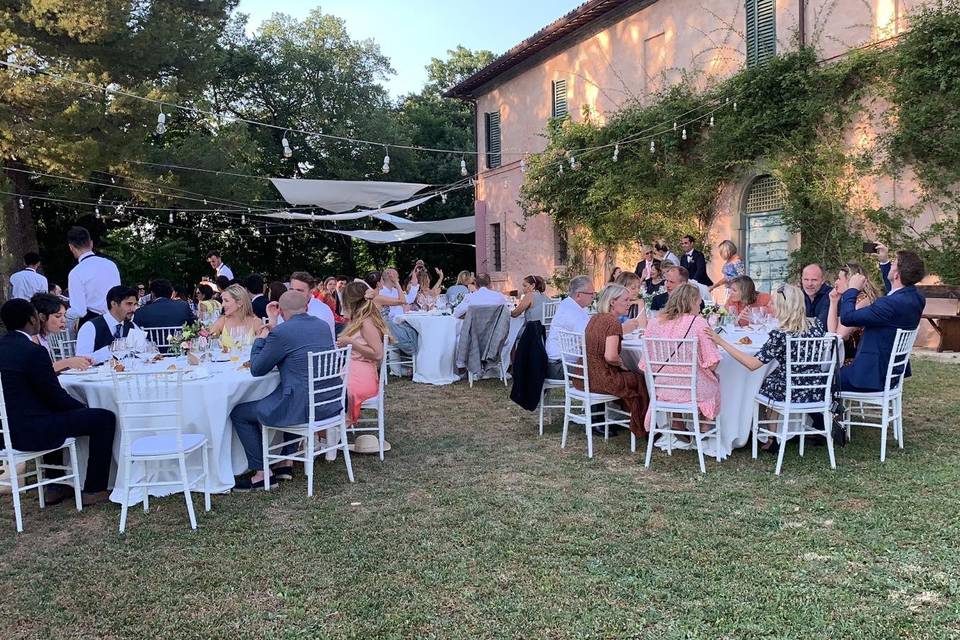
[270,178,430,211]
[324,229,425,244]
[263,194,437,222]
[372,214,475,234]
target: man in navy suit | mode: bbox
[0,299,116,505]
[839,248,926,392]
[679,235,713,287]
[133,278,195,329]
[230,291,339,491]
[243,273,269,319]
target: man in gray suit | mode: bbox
[231,291,339,491]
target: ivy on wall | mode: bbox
[519,1,960,284]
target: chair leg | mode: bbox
[35,458,46,510]
[799,427,805,457]
[751,401,760,459]
[120,457,133,534]
[67,442,83,512]
[895,397,905,449]
[201,445,212,512]
[879,405,889,463]
[378,408,385,461]
[262,427,272,492]
[306,429,315,497]
[644,411,656,468]
[694,430,706,474]
[341,422,355,483]
[10,462,23,533]
[142,461,149,513]
[603,404,610,440]
[774,413,789,475]
[538,388,547,436]
[560,397,571,449]
[585,401,594,459]
[178,455,197,530]
[824,411,836,470]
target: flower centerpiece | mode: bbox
[700,303,730,327]
[168,321,211,355]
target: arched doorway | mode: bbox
[742,175,790,293]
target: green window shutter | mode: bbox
[745,0,775,67]
[485,111,501,169]
[552,79,568,119]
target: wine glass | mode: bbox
[749,307,765,332]
[228,327,243,362]
[110,337,129,363]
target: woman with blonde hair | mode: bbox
[708,284,827,449]
[336,281,390,425]
[210,284,262,348]
[641,284,721,431]
[827,262,881,363]
[580,283,649,437]
[614,271,646,333]
[710,240,746,292]
[445,270,473,303]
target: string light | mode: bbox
[681,128,687,141]
[709,116,715,127]
[558,163,564,175]
[169,212,174,223]
[520,157,527,173]
[18,197,24,209]
[281,133,293,158]
[156,107,167,135]
[440,193,448,204]
[568,154,577,170]
[241,214,246,224]
[460,157,468,176]
[95,207,101,219]
[612,143,620,162]
[381,146,390,174]
[733,101,738,112]
[650,140,656,153]
[673,122,678,131]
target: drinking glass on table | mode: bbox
[110,337,129,363]
[229,328,244,362]
[749,307,765,331]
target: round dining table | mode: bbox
[60,357,279,505]
[620,326,776,460]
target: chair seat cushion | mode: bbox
[131,433,206,457]
[263,414,343,433]
[839,389,898,401]
[2,437,77,461]
[543,378,565,387]
[755,394,829,412]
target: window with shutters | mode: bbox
[484,111,501,169]
[551,79,568,119]
[554,226,568,266]
[490,223,503,271]
[745,0,776,67]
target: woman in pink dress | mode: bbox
[336,282,389,425]
[641,283,721,431]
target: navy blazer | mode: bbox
[251,294,269,319]
[839,284,925,391]
[249,313,340,427]
[134,297,195,329]
[0,332,86,450]
[680,250,713,286]
[805,283,832,329]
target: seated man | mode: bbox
[0,299,116,505]
[544,275,594,380]
[839,249,925,392]
[133,278,195,329]
[649,266,706,312]
[76,285,139,363]
[452,273,507,319]
[230,291,339,491]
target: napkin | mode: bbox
[185,366,211,381]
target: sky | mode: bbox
[236,0,585,96]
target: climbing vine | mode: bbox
[519,1,960,283]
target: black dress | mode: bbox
[756,319,827,403]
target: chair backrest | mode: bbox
[307,345,352,425]
[784,335,837,405]
[460,304,510,363]
[112,371,185,454]
[378,335,388,394]
[48,330,76,359]
[639,336,699,407]
[143,326,184,350]
[0,373,13,460]
[557,330,590,394]
[542,300,560,327]
[884,328,918,393]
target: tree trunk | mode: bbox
[1,159,39,303]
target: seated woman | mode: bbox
[445,270,474,304]
[827,262,881,364]
[707,284,826,450]
[644,260,666,296]
[608,266,623,283]
[581,283,649,437]
[510,275,549,324]
[210,284,263,348]
[641,284,721,432]
[725,276,773,326]
[29,293,94,373]
[336,282,389,426]
[408,267,444,310]
[614,271,646,333]
[196,283,222,323]
[318,276,347,325]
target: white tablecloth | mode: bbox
[396,312,525,385]
[61,358,279,505]
[621,328,775,460]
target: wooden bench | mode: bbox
[918,285,960,352]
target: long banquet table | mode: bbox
[61,357,279,505]
[620,327,776,459]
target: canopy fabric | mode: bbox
[371,214,475,234]
[324,229,425,244]
[270,178,430,211]
[263,194,436,222]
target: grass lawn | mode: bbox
[1,358,959,639]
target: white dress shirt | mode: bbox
[216,263,234,280]
[76,312,138,364]
[663,251,680,266]
[453,286,508,319]
[545,297,590,361]
[379,286,405,319]
[66,251,121,323]
[276,297,335,341]
[9,267,48,300]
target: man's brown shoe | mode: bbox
[42,485,74,506]
[80,491,111,507]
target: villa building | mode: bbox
[447,0,923,295]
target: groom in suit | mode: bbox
[0,299,116,505]
[839,248,926,392]
[230,291,339,491]
[679,234,713,287]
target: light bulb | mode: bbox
[673,121,677,131]
[681,128,687,141]
[612,143,619,162]
[156,110,167,135]
[460,157,468,176]
[169,212,174,223]
[568,155,576,170]
[241,214,246,224]
[733,101,738,112]
[558,163,564,175]
[650,140,656,153]
[95,207,101,219]
[282,136,292,158]
[709,116,715,127]
[382,148,390,174]
[18,197,24,209]
[110,177,116,184]
[520,158,527,173]
[440,193,448,204]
